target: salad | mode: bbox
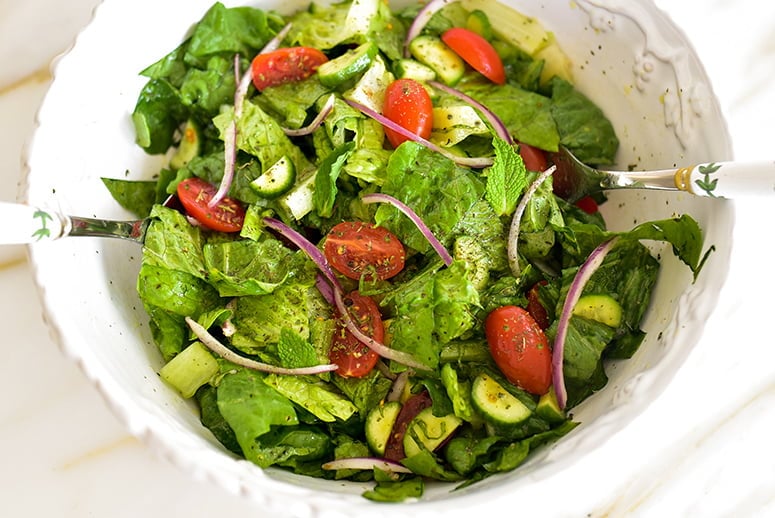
[104,0,708,502]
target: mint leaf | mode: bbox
[485,138,528,216]
[277,328,319,368]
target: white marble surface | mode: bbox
[1,1,774,516]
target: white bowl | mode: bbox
[22,0,733,516]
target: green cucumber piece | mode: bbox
[408,35,466,86]
[317,41,378,88]
[393,58,437,82]
[471,373,531,426]
[159,341,218,398]
[466,9,493,40]
[169,119,200,170]
[573,294,623,327]
[536,389,565,423]
[250,156,296,199]
[403,407,462,458]
[365,401,402,456]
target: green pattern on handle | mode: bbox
[32,209,54,241]
[695,163,722,197]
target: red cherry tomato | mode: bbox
[526,281,550,330]
[575,195,599,214]
[176,177,245,233]
[329,291,383,378]
[251,47,328,91]
[518,142,548,172]
[484,305,552,395]
[323,221,406,281]
[382,78,434,148]
[441,27,506,85]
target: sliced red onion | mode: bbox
[361,192,453,266]
[428,81,513,145]
[552,236,619,409]
[403,0,454,57]
[282,94,336,136]
[321,457,413,477]
[185,316,338,375]
[210,54,254,208]
[507,165,556,276]
[263,217,341,290]
[344,99,493,169]
[315,273,335,305]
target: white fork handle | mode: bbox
[672,160,775,197]
[0,202,68,245]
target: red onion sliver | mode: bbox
[185,317,338,375]
[551,236,619,409]
[361,192,453,266]
[210,54,254,208]
[428,80,513,145]
[507,165,556,276]
[403,0,454,57]
[263,217,342,290]
[344,99,493,168]
[315,273,336,305]
[283,94,336,137]
[322,457,413,476]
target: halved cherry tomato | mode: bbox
[176,177,245,233]
[575,195,599,214]
[251,47,328,91]
[441,27,506,85]
[329,291,383,378]
[382,78,434,148]
[518,142,548,172]
[383,391,433,461]
[323,221,406,281]
[484,305,552,395]
[526,281,550,330]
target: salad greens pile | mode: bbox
[104,0,707,502]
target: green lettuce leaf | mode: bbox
[376,142,485,254]
[203,238,299,297]
[216,369,300,467]
[550,77,619,164]
[263,374,358,423]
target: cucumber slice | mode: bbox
[393,58,437,82]
[159,341,218,398]
[431,105,489,148]
[250,156,296,199]
[409,35,466,86]
[278,171,315,220]
[466,9,493,40]
[317,41,378,88]
[471,373,531,426]
[573,294,623,327]
[365,401,402,456]
[169,119,200,170]
[403,407,462,458]
[536,389,565,423]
